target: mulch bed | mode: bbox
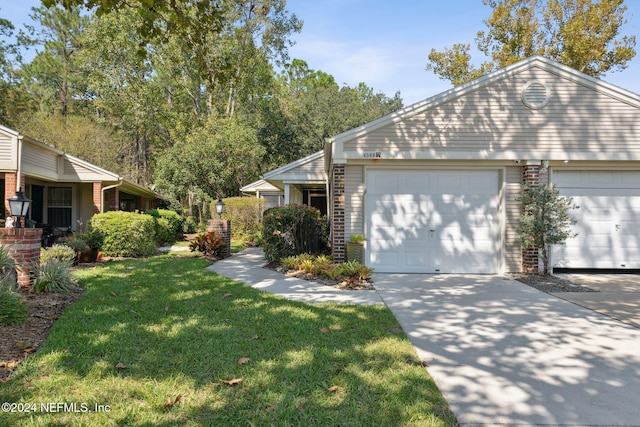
[0,285,84,383]
[266,262,375,290]
[513,273,598,293]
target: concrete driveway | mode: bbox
[374,274,640,426]
[555,273,640,329]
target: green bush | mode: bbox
[0,287,26,325]
[0,244,23,325]
[189,231,227,258]
[145,209,185,245]
[32,258,76,293]
[89,211,157,257]
[183,216,198,233]
[0,244,17,290]
[277,254,374,282]
[76,229,103,250]
[215,197,265,239]
[62,234,89,253]
[262,205,328,262]
[41,244,77,264]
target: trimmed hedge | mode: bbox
[89,211,156,257]
[262,204,328,262]
[213,197,265,239]
[145,209,185,245]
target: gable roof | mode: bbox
[326,56,640,163]
[262,150,324,180]
[240,179,281,194]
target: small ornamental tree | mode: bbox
[518,183,579,275]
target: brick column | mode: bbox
[1,228,42,287]
[522,163,540,273]
[92,183,102,214]
[331,164,346,263]
[4,172,25,219]
[207,219,231,258]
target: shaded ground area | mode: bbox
[0,286,84,382]
[513,273,597,293]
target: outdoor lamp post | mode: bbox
[7,187,31,228]
[215,198,225,219]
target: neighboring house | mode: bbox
[240,179,284,210]
[243,151,328,215]
[0,125,159,238]
[249,56,640,274]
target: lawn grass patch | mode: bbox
[0,255,456,426]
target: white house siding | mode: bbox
[0,132,15,170]
[62,158,111,182]
[292,154,325,177]
[345,165,364,241]
[22,142,58,180]
[342,66,640,160]
[504,166,523,273]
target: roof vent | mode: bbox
[521,80,550,109]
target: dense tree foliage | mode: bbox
[427,0,636,85]
[0,2,402,216]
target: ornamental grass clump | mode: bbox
[32,258,76,293]
[0,244,24,325]
[278,254,374,283]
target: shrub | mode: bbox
[518,183,579,274]
[0,244,17,291]
[0,244,23,326]
[63,234,89,253]
[183,216,198,233]
[89,211,157,257]
[32,258,76,293]
[276,254,372,283]
[41,244,77,264]
[215,197,265,239]
[262,205,329,262]
[189,231,227,258]
[145,209,185,244]
[0,287,26,325]
[76,229,103,250]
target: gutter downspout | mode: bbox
[100,178,124,213]
[16,135,23,191]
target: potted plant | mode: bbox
[75,230,104,263]
[346,234,366,263]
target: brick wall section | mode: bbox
[92,183,102,214]
[331,164,346,263]
[522,164,540,273]
[207,219,231,258]
[1,228,42,287]
[4,172,25,219]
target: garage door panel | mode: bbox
[553,170,640,270]
[366,169,500,274]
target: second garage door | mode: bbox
[553,170,640,269]
[365,170,500,273]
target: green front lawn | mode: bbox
[0,255,456,426]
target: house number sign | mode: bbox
[363,151,381,158]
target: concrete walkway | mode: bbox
[209,249,640,426]
[556,273,640,329]
[207,247,384,305]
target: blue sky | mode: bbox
[3,0,640,105]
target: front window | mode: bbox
[47,187,72,228]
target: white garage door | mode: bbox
[365,170,500,273]
[553,170,640,269]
